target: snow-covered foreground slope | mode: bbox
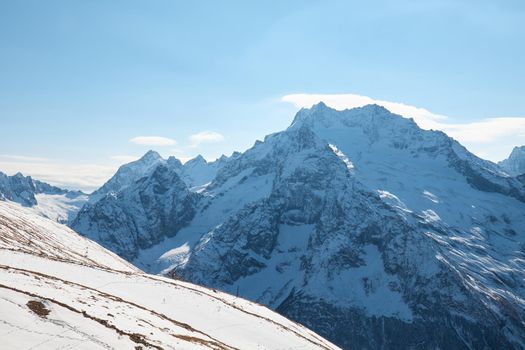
[72,104,525,349]
[0,201,338,350]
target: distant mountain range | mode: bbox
[0,171,88,223]
[2,104,525,349]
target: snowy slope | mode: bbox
[31,192,89,223]
[71,104,525,349]
[179,155,227,188]
[500,146,525,176]
[0,200,338,350]
[0,171,87,223]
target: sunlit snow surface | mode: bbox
[0,201,339,350]
[33,192,89,223]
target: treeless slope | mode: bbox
[0,201,339,350]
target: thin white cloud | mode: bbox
[282,93,525,161]
[130,136,177,146]
[189,131,225,147]
[170,148,185,155]
[109,155,140,163]
[0,154,52,162]
[0,160,117,192]
[440,118,525,143]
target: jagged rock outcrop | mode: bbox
[0,172,40,206]
[500,146,525,177]
[73,164,200,260]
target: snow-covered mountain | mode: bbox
[74,164,201,260]
[72,104,525,349]
[0,200,338,349]
[89,150,230,204]
[73,151,235,260]
[500,145,525,176]
[0,171,87,223]
[88,150,164,203]
[178,154,229,188]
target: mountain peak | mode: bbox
[310,101,330,111]
[359,103,391,114]
[167,156,183,168]
[291,102,334,127]
[290,102,415,133]
[89,150,164,202]
[499,145,525,176]
[302,102,389,115]
[185,154,207,166]
[139,150,162,162]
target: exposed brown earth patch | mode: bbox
[27,300,50,317]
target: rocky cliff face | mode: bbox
[500,146,525,177]
[0,171,43,206]
[73,164,200,260]
[71,104,525,349]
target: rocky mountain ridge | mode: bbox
[69,104,525,349]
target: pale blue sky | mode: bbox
[1,0,524,190]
